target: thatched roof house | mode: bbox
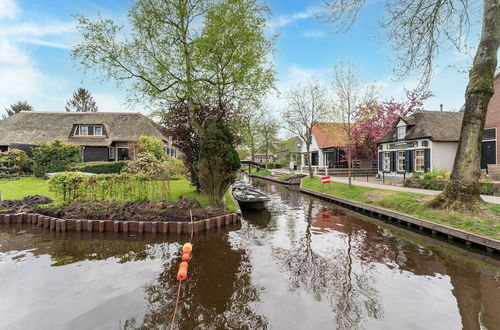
[376,110,465,175]
[0,111,177,162]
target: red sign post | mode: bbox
[321,176,331,184]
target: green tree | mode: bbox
[239,106,264,162]
[3,101,33,119]
[198,121,240,205]
[258,114,279,164]
[65,88,99,112]
[319,0,500,210]
[72,0,275,194]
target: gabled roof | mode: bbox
[311,122,348,148]
[377,110,464,144]
[0,111,167,146]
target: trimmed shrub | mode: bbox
[70,161,128,174]
[0,149,30,178]
[31,140,81,177]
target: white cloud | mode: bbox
[267,6,320,30]
[0,0,17,20]
[0,39,28,64]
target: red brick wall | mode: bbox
[485,74,500,164]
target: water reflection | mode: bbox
[0,179,498,329]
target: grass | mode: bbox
[0,177,57,200]
[278,173,294,180]
[250,168,271,176]
[0,177,237,212]
[301,177,500,240]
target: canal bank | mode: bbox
[249,174,500,255]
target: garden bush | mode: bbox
[31,140,81,177]
[0,149,30,178]
[49,172,171,205]
[70,161,128,174]
[137,136,166,160]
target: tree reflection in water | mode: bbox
[122,234,267,329]
[273,199,383,329]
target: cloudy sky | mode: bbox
[0,0,485,116]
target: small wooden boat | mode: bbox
[232,187,270,210]
[232,180,253,190]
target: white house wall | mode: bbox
[431,142,457,172]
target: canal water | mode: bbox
[0,179,499,330]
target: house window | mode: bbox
[397,126,406,140]
[117,148,130,160]
[383,152,391,171]
[415,149,425,172]
[164,146,177,158]
[397,151,405,171]
[483,128,496,141]
[75,125,104,136]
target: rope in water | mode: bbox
[169,210,194,330]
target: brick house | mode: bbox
[0,111,179,162]
[483,72,500,168]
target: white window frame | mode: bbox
[383,152,391,171]
[414,149,425,172]
[108,146,115,160]
[116,147,130,161]
[74,125,104,136]
[397,126,406,140]
[397,151,405,171]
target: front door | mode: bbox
[481,141,496,169]
[311,151,319,166]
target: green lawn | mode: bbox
[302,177,500,240]
[250,168,271,176]
[0,177,237,212]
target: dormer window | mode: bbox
[74,125,104,136]
[397,126,406,140]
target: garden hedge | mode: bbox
[70,161,128,174]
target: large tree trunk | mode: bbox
[432,0,499,210]
[307,143,313,179]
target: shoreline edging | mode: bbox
[0,212,241,234]
[249,174,500,255]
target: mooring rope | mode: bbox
[169,209,194,330]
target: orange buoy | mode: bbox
[177,268,187,281]
[181,253,191,261]
[182,243,193,254]
[179,261,189,271]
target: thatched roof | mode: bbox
[0,111,167,146]
[377,110,464,144]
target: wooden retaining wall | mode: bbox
[0,213,240,234]
[250,174,500,255]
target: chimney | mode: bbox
[440,104,443,112]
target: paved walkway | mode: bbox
[271,168,500,205]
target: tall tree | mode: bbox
[258,114,279,164]
[239,106,264,162]
[73,0,275,199]
[332,62,375,186]
[319,0,500,209]
[65,88,99,112]
[3,101,33,119]
[283,79,329,179]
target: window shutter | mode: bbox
[424,149,430,172]
[378,152,383,171]
[390,151,396,172]
[405,150,414,172]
